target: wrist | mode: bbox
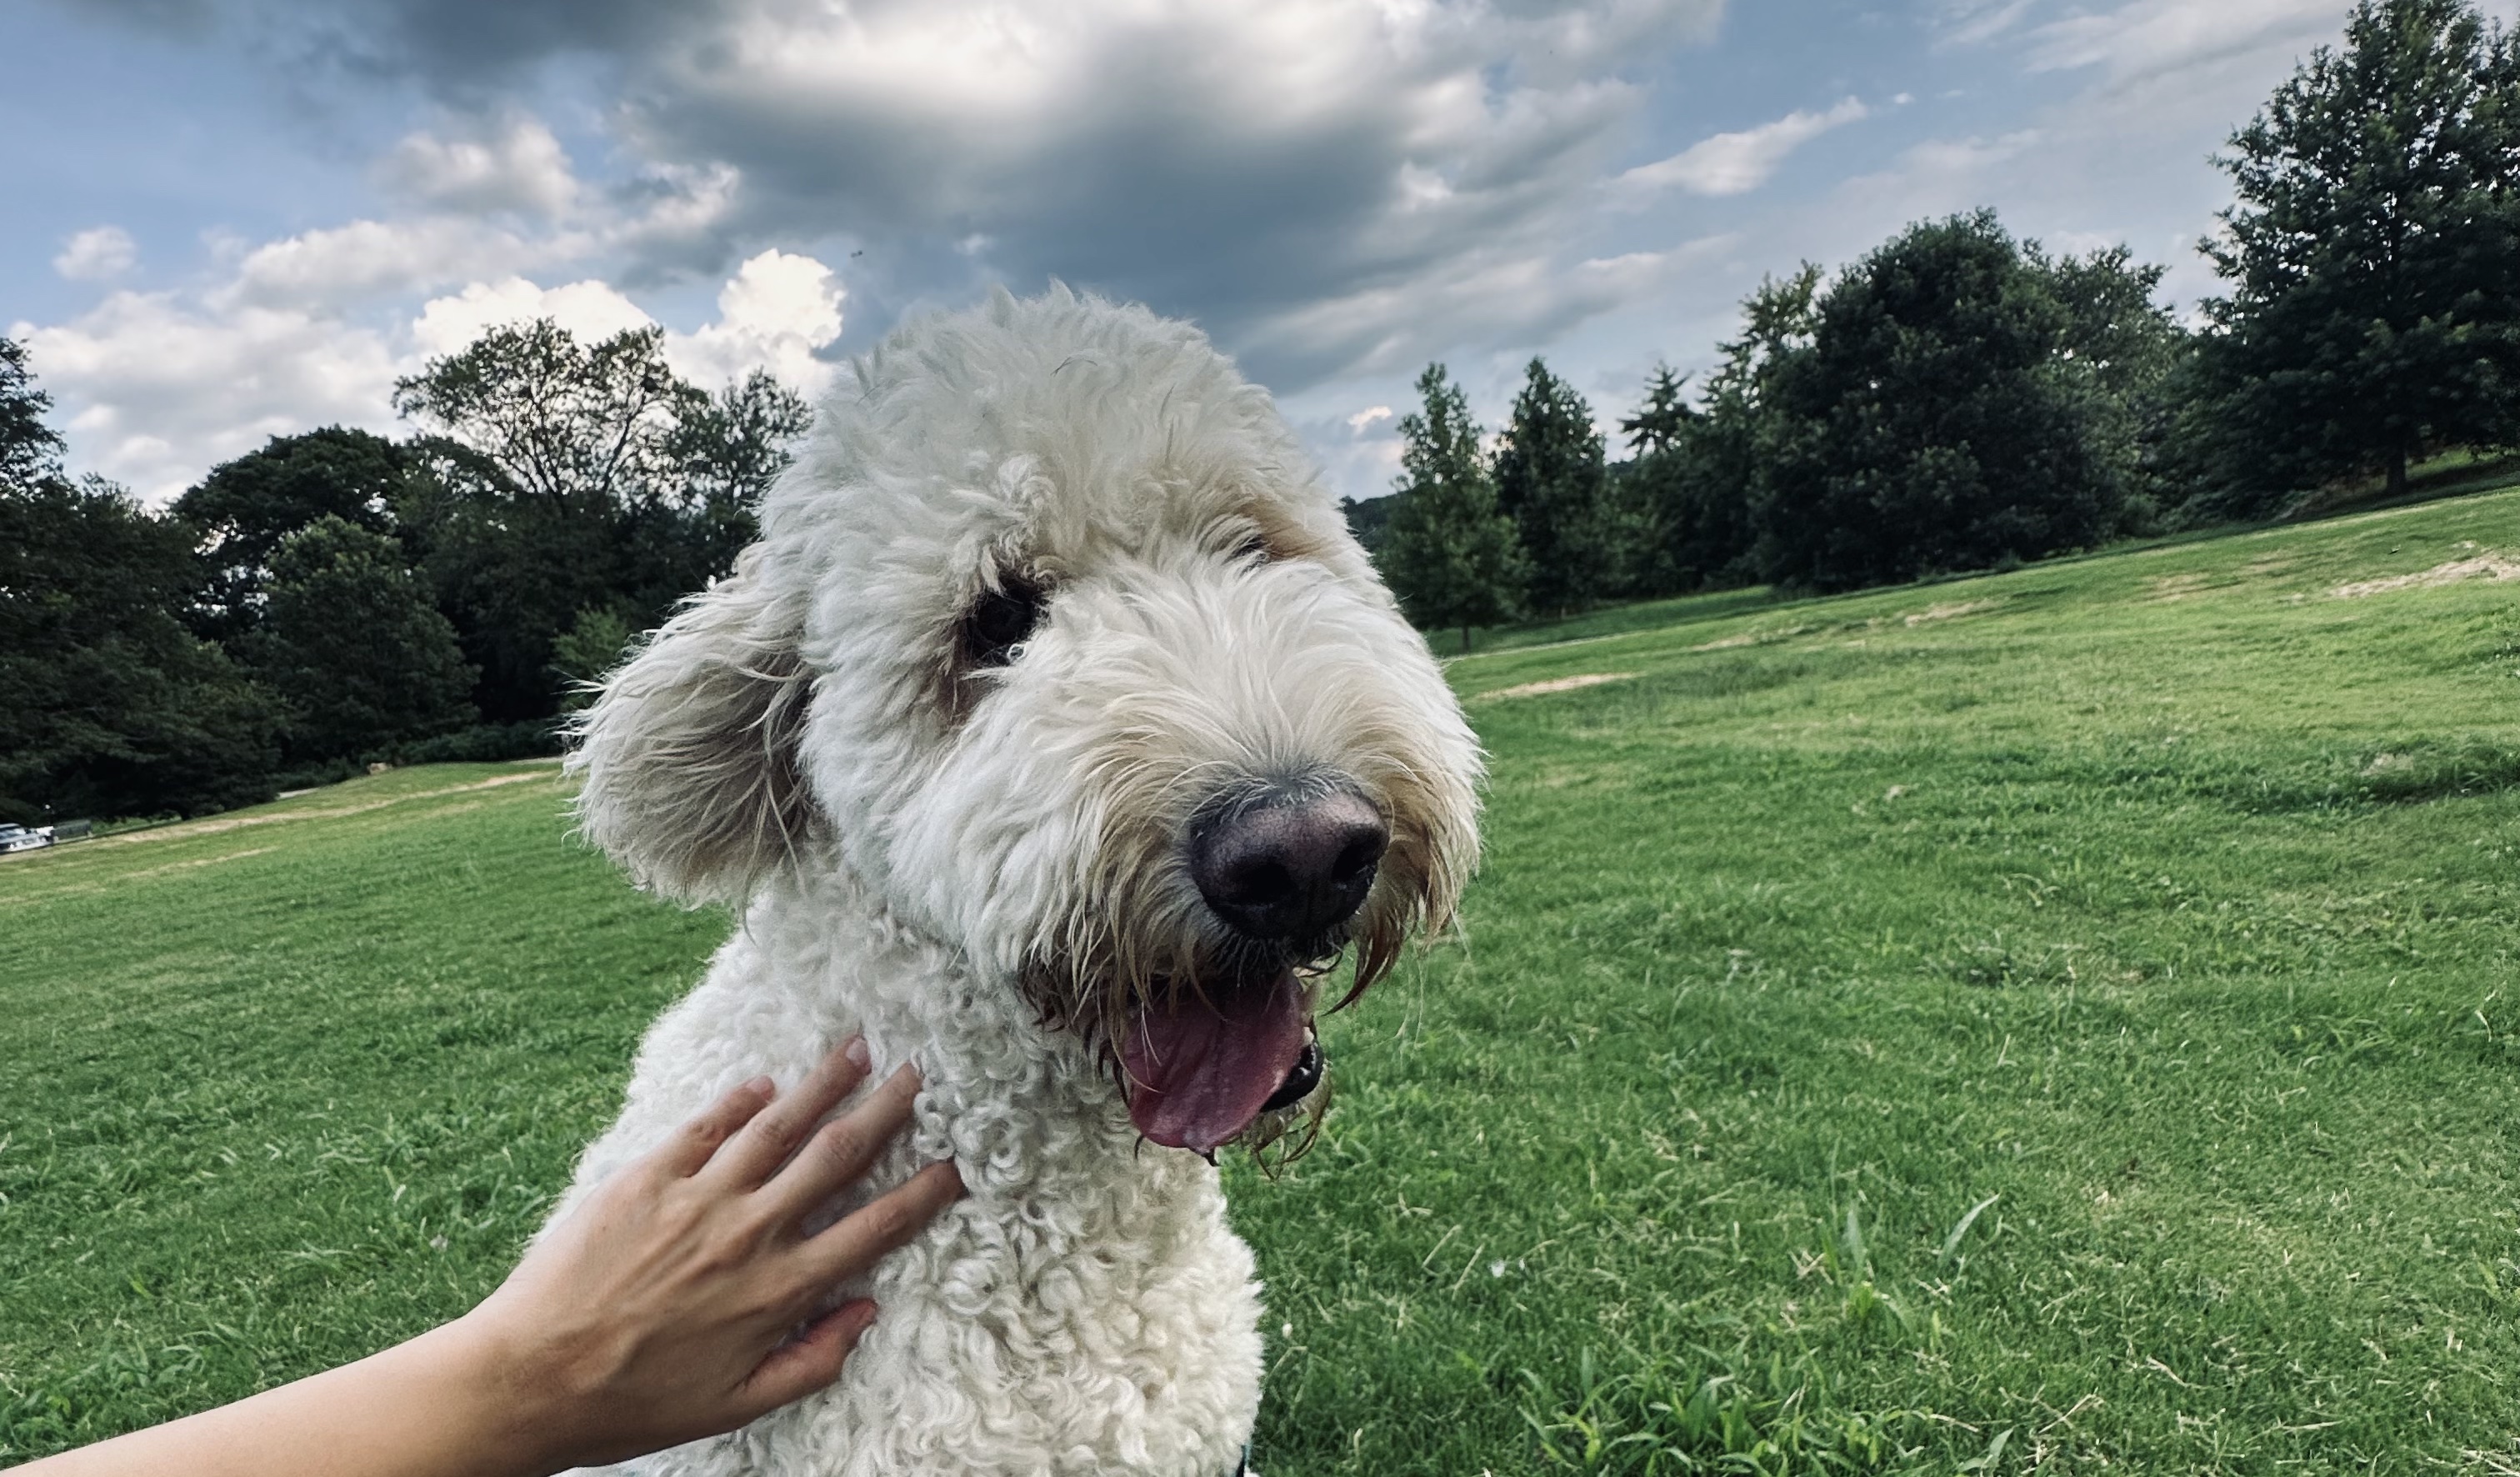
[427,1308,587,1477]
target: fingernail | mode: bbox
[742,1074,775,1098]
[843,1035,871,1071]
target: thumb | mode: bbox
[737,1300,878,1417]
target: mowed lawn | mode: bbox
[8,491,2520,1472]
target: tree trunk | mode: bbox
[1460,623,1472,653]
[2388,438,2408,501]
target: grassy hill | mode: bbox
[9,489,2520,1470]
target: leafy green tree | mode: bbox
[1338,493,1398,555]
[246,516,477,763]
[1754,212,2118,592]
[1602,366,1697,598]
[1,338,57,488]
[1617,272,1818,595]
[391,320,812,720]
[1378,364,1527,651]
[2200,0,2520,505]
[549,605,639,711]
[1492,358,1611,615]
[0,343,279,820]
[2043,247,2192,527]
[172,428,413,643]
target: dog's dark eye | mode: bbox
[1234,533,1271,564]
[963,578,1046,667]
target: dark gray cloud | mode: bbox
[63,0,1727,387]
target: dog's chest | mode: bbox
[578,911,1268,1477]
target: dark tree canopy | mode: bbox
[1492,358,1612,615]
[0,475,279,824]
[1379,364,1528,649]
[172,427,413,643]
[392,320,812,721]
[247,515,478,763]
[1754,212,2122,591]
[1639,269,1822,593]
[1,337,63,489]
[2201,0,2520,504]
[2044,247,2192,523]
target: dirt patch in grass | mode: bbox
[1901,598,2000,626]
[1478,672,1638,700]
[92,771,558,849]
[2332,553,2520,598]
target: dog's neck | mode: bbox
[750,859,1188,1198]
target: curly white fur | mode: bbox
[558,287,1481,1476]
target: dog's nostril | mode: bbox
[1228,860,1298,907]
[1192,785,1389,941]
[1330,833,1385,884]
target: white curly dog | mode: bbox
[558,287,1482,1476]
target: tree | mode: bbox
[391,320,812,721]
[1602,366,1699,598]
[548,605,638,711]
[1492,358,1612,615]
[1378,364,1527,650]
[1754,212,2119,592]
[0,344,279,822]
[1338,493,1398,555]
[0,338,58,489]
[172,428,413,644]
[2042,246,2192,527]
[247,516,477,763]
[2200,0,2520,506]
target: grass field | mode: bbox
[8,490,2520,1472]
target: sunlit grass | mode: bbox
[11,487,2520,1469]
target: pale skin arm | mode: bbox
[26,1039,963,1477]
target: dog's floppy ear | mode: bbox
[568,550,814,905]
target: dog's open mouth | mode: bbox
[1121,969,1316,1153]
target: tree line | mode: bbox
[0,323,807,824]
[1367,0,2520,644]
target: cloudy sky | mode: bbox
[9,0,2492,505]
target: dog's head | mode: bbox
[571,287,1481,1156]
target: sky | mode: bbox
[10,0,2507,507]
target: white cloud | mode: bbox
[53,226,138,282]
[1940,0,2036,48]
[662,249,844,393]
[2023,0,2342,83]
[221,216,542,312]
[15,242,848,505]
[409,277,657,358]
[12,293,400,503]
[380,114,580,218]
[1614,97,1870,199]
[1346,405,1394,433]
[1245,234,1732,382]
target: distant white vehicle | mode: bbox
[0,824,55,854]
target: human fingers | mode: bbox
[732,1299,879,1418]
[708,1038,873,1189]
[648,1074,778,1179]
[797,1159,965,1285]
[756,1063,925,1222]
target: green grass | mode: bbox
[10,489,2520,1470]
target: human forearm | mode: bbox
[23,1317,564,1477]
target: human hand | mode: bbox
[459,1039,964,1470]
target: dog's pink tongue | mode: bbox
[1122,973,1308,1154]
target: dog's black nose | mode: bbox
[1192,786,1388,941]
